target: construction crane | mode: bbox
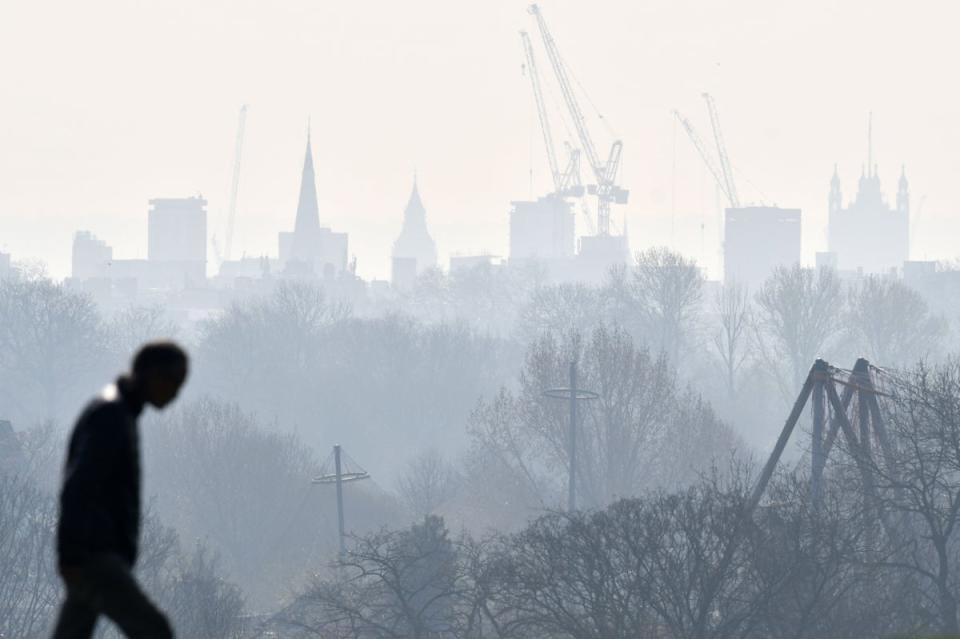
[673,110,736,208]
[528,4,628,235]
[520,30,583,198]
[224,104,248,262]
[701,93,740,209]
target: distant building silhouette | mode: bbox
[69,199,209,297]
[72,231,113,280]
[391,176,438,289]
[577,232,630,284]
[828,163,909,274]
[724,206,802,289]
[509,196,575,263]
[279,130,348,277]
[0,251,11,280]
[148,197,207,266]
[142,196,208,288]
[450,254,499,275]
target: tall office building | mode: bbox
[509,196,575,263]
[71,231,113,280]
[143,196,208,287]
[148,196,207,264]
[724,206,802,289]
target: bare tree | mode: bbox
[754,265,842,397]
[862,361,960,634]
[628,247,704,364]
[845,275,947,367]
[145,398,402,607]
[0,278,107,423]
[711,282,751,400]
[397,449,462,519]
[468,327,738,513]
[107,304,179,366]
[161,545,246,639]
[282,516,463,639]
[518,283,601,344]
[0,472,59,639]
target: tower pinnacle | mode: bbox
[392,175,437,274]
[290,130,321,262]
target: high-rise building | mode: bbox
[392,177,437,285]
[145,196,208,288]
[724,206,801,289]
[148,196,207,264]
[828,164,909,274]
[71,231,113,280]
[0,252,11,280]
[279,130,348,277]
[509,196,575,263]
[576,233,630,283]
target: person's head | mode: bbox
[130,341,189,409]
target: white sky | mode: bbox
[1,0,958,281]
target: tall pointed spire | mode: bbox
[290,126,321,261]
[393,175,437,272]
[867,111,873,178]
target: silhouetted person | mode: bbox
[52,342,188,639]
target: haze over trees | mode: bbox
[1,250,959,636]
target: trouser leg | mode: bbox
[51,590,99,639]
[60,553,174,639]
[89,554,174,639]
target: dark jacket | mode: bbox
[57,377,144,567]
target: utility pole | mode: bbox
[312,445,370,558]
[544,360,598,511]
[568,361,578,511]
[334,445,346,556]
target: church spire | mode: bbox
[290,127,321,261]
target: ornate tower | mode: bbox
[392,176,438,275]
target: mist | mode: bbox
[3,1,960,637]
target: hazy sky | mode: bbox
[2,0,958,281]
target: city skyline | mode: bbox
[2,0,959,281]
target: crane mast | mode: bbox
[701,93,740,209]
[673,110,735,208]
[520,31,582,198]
[528,3,627,235]
[521,31,561,193]
[224,104,248,262]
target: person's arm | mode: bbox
[58,407,119,565]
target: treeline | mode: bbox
[0,310,739,632]
[271,360,960,639]
[0,249,954,637]
[0,250,949,470]
[379,250,950,442]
